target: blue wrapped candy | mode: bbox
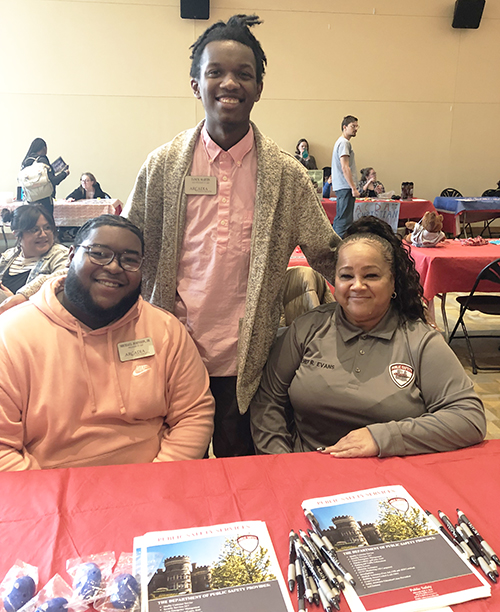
[109,574,139,610]
[3,575,36,612]
[35,597,68,612]
[73,562,102,600]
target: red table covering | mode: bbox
[409,240,500,300]
[1,442,499,611]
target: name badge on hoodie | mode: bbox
[118,338,155,362]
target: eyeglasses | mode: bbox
[26,224,54,236]
[77,244,143,272]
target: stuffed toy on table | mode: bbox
[404,211,446,247]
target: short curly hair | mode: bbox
[189,14,267,84]
[334,216,427,322]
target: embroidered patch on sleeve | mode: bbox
[389,363,415,388]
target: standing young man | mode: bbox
[123,15,340,457]
[331,115,360,237]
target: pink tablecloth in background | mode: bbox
[409,240,500,300]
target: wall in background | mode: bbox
[1,0,499,203]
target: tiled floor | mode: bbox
[434,293,500,440]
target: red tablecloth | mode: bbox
[1,442,499,611]
[321,198,435,225]
[409,240,500,300]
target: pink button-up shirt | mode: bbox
[174,125,257,376]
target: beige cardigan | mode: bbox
[123,121,340,413]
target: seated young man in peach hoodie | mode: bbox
[0,215,215,470]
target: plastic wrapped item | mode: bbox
[16,574,86,612]
[66,553,115,604]
[0,561,38,612]
[95,554,139,612]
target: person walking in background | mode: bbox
[20,138,70,219]
[331,115,360,237]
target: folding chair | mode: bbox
[440,188,463,198]
[448,258,500,374]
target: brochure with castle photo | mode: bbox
[302,486,490,612]
[134,521,293,612]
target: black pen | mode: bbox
[306,510,350,588]
[300,557,314,604]
[304,508,323,538]
[458,521,498,575]
[457,508,500,566]
[296,538,338,609]
[455,524,497,583]
[318,587,332,612]
[294,540,306,612]
[306,568,320,606]
[424,510,464,553]
[288,530,297,592]
[300,529,340,595]
[438,510,478,566]
[307,530,346,589]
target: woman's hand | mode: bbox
[0,284,14,298]
[0,293,27,314]
[375,183,384,194]
[319,427,379,458]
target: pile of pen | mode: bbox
[288,509,355,612]
[424,507,499,584]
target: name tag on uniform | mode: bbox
[117,338,155,362]
[184,176,217,195]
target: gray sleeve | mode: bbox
[368,331,486,457]
[250,325,305,454]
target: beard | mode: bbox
[64,267,142,328]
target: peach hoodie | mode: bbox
[0,277,215,470]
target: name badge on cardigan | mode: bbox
[184,176,217,195]
[118,338,155,362]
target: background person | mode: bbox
[20,138,70,218]
[331,116,360,238]
[0,215,215,471]
[250,216,486,458]
[123,15,339,458]
[357,167,385,197]
[66,172,110,201]
[0,205,68,297]
[294,139,318,170]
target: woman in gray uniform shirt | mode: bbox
[250,217,486,458]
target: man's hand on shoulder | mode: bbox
[0,294,28,315]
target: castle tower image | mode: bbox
[191,563,211,592]
[323,515,369,549]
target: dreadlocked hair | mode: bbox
[190,14,267,84]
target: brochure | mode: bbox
[302,486,490,612]
[135,521,293,612]
[51,156,68,176]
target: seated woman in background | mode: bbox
[294,139,318,170]
[357,167,385,197]
[0,205,69,298]
[66,172,109,201]
[250,216,486,458]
